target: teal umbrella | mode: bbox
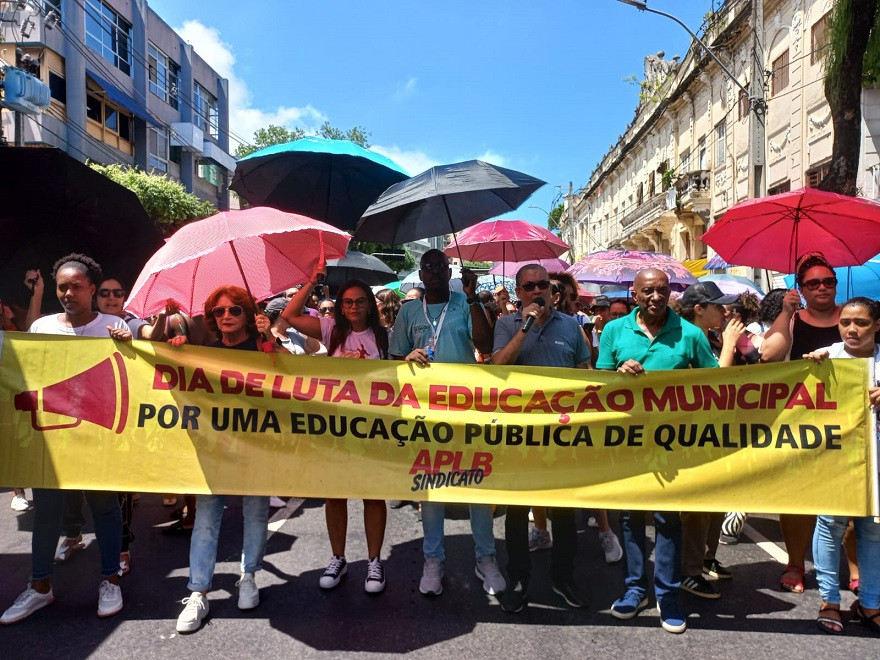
[231,137,409,230]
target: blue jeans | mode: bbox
[187,494,269,592]
[620,510,682,603]
[421,502,496,561]
[31,489,122,580]
[813,515,880,609]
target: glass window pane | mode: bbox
[86,94,101,121]
[104,106,118,131]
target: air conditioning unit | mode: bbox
[0,66,50,114]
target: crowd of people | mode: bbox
[1,249,878,638]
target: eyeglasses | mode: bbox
[98,288,126,298]
[801,277,838,290]
[420,262,449,272]
[211,305,244,318]
[319,306,335,314]
[341,297,369,308]
[519,280,551,292]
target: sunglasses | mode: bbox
[318,306,335,314]
[98,288,126,298]
[801,277,838,291]
[520,280,551,292]
[211,305,244,318]
[420,262,449,272]
[341,297,369,308]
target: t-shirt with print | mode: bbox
[29,312,129,337]
[319,316,388,359]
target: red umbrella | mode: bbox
[488,257,571,277]
[702,187,880,272]
[125,207,350,317]
[443,220,570,265]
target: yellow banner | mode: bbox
[0,331,877,516]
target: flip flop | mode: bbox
[780,565,805,593]
[816,604,843,635]
[851,600,880,635]
[849,578,859,595]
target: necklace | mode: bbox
[425,305,443,326]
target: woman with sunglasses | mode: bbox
[281,264,390,595]
[173,285,275,634]
[803,297,880,635]
[761,252,844,595]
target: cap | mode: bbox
[493,284,508,295]
[263,296,288,320]
[590,295,611,308]
[680,281,738,307]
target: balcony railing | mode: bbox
[620,192,667,231]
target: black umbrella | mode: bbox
[326,250,396,287]
[353,160,546,244]
[0,147,163,308]
[230,137,410,231]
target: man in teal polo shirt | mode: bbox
[595,268,717,634]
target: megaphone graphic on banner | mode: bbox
[14,352,129,433]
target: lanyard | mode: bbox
[422,296,450,349]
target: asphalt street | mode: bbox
[0,491,875,659]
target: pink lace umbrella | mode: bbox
[125,207,351,317]
[567,250,698,289]
[489,257,571,278]
[443,219,570,267]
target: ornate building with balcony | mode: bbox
[1,0,235,208]
[559,0,880,270]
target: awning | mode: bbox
[682,258,709,278]
[86,69,162,128]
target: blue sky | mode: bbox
[150,0,710,230]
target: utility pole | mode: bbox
[749,0,767,199]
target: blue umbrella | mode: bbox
[476,275,519,302]
[783,255,880,303]
[231,137,409,230]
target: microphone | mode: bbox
[521,296,546,334]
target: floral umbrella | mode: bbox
[567,250,698,288]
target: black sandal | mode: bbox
[161,520,194,536]
[852,600,880,635]
[816,603,843,635]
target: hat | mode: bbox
[590,295,611,308]
[263,296,289,321]
[680,282,738,307]
[493,284,508,295]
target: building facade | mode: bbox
[560,0,880,273]
[0,0,236,208]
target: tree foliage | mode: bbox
[235,122,372,158]
[89,163,215,232]
[548,203,565,231]
[819,0,880,194]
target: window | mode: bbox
[806,163,831,188]
[648,171,656,197]
[768,180,791,196]
[714,121,726,168]
[812,12,831,65]
[193,83,219,139]
[637,182,644,206]
[198,159,220,186]
[84,0,133,76]
[698,136,708,170]
[865,164,880,199]
[738,88,749,120]
[49,71,66,104]
[771,49,789,96]
[86,94,102,122]
[148,43,180,109]
[680,148,691,173]
[87,92,132,142]
[148,128,169,173]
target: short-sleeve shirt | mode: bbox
[596,307,718,370]
[493,309,590,368]
[29,312,129,337]
[319,316,388,359]
[389,290,475,364]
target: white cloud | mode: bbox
[393,76,418,102]
[473,149,508,168]
[370,144,438,176]
[173,20,326,148]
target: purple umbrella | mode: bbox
[567,250,698,289]
[489,257,571,277]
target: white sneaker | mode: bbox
[269,496,286,509]
[0,585,54,624]
[97,580,122,618]
[319,555,347,589]
[10,494,30,512]
[419,557,444,596]
[236,572,259,610]
[364,557,386,594]
[475,556,506,595]
[599,530,623,564]
[176,592,209,633]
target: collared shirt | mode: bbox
[595,307,718,370]
[493,308,590,368]
[389,290,475,363]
